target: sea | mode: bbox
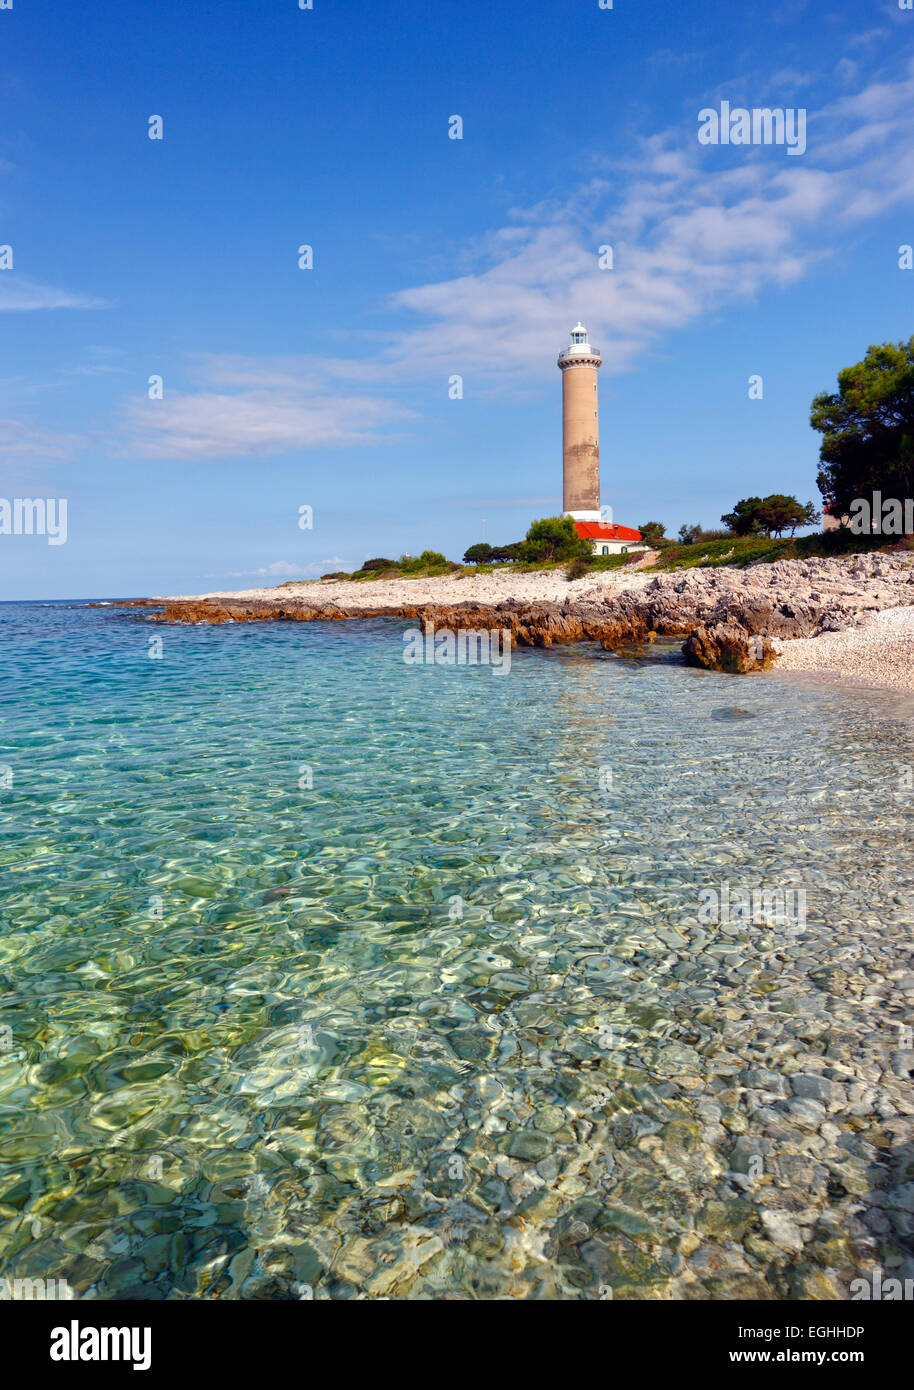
[1,599,912,1300]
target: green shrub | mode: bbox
[587,552,641,571]
[565,557,592,580]
[395,550,449,574]
[525,516,592,563]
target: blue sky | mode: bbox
[1,0,913,598]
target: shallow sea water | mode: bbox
[1,601,913,1300]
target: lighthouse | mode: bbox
[558,322,602,522]
[558,322,645,556]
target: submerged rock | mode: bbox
[684,626,775,674]
[504,1129,554,1161]
[760,1209,805,1253]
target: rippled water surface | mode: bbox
[1,601,913,1300]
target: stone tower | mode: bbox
[558,322,602,521]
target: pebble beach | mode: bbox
[774,606,914,694]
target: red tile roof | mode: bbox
[574,521,643,542]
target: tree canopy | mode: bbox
[523,515,592,562]
[812,337,914,517]
[720,497,765,536]
[721,495,819,537]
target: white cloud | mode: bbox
[380,62,914,383]
[119,59,914,459]
[125,385,411,459]
[0,277,106,312]
[845,29,889,52]
[769,68,815,89]
[0,418,85,460]
[218,558,344,578]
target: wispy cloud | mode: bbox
[215,558,344,578]
[845,29,889,52]
[118,58,914,460]
[0,417,85,460]
[124,371,412,460]
[382,61,914,382]
[0,277,106,312]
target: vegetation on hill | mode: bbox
[338,550,457,581]
[463,515,592,566]
[650,528,904,571]
[278,526,909,588]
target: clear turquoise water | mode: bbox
[1,601,913,1299]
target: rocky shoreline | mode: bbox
[108,552,914,680]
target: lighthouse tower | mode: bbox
[558,322,602,522]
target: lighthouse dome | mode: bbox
[565,322,591,352]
